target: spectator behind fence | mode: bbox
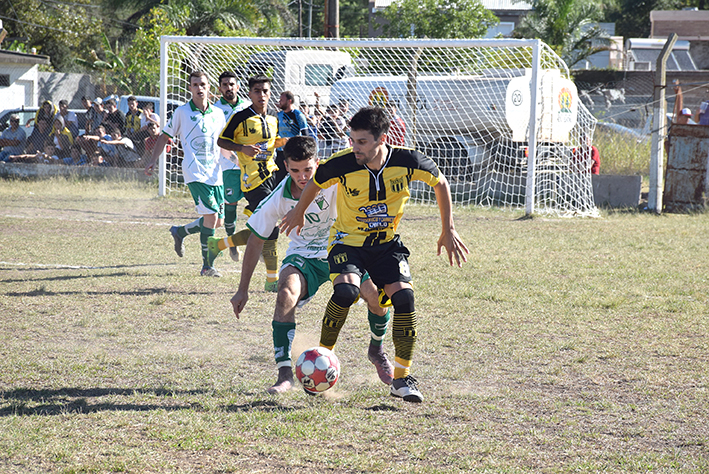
[102,98,126,134]
[99,126,141,167]
[27,100,57,128]
[51,116,74,159]
[25,117,52,154]
[0,114,27,162]
[86,98,104,133]
[56,100,80,138]
[694,96,709,125]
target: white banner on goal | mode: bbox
[158,36,598,217]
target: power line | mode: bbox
[0,14,77,34]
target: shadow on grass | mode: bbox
[4,287,212,297]
[0,388,302,416]
[0,263,181,278]
[0,387,211,416]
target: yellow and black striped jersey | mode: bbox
[314,145,441,248]
[219,107,280,192]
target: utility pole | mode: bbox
[324,0,339,38]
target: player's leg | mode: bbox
[170,217,202,258]
[222,169,244,262]
[188,182,225,276]
[263,228,279,292]
[360,277,393,385]
[321,245,365,350]
[367,237,422,402]
[268,263,308,394]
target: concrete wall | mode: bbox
[0,162,151,182]
[0,62,39,110]
[592,174,642,208]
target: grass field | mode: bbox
[0,177,707,473]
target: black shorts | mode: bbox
[244,174,278,239]
[328,235,412,289]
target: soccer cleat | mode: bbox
[200,266,222,277]
[264,280,278,292]
[170,226,185,257]
[229,246,240,263]
[368,344,394,385]
[267,367,294,394]
[206,236,223,261]
[390,375,423,403]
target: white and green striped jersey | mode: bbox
[247,176,337,260]
[163,100,225,186]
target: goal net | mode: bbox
[158,37,598,217]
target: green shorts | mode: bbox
[223,169,244,205]
[282,254,372,308]
[281,254,330,308]
[187,182,225,218]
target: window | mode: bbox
[0,75,10,87]
[304,64,333,87]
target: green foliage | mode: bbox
[159,0,290,37]
[0,0,103,71]
[339,0,369,38]
[513,0,610,68]
[121,8,185,96]
[603,0,682,39]
[378,0,498,39]
[74,33,131,96]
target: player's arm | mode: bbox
[144,133,171,176]
[433,174,469,267]
[279,179,320,236]
[230,233,267,319]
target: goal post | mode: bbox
[158,36,598,217]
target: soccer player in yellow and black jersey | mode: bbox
[281,106,469,403]
[216,76,288,292]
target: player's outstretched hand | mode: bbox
[144,160,155,176]
[437,229,469,267]
[231,290,249,319]
[280,208,304,236]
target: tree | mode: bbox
[512,0,610,68]
[159,0,291,37]
[0,0,104,71]
[74,33,130,96]
[378,0,498,39]
[121,8,184,96]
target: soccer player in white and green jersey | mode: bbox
[213,71,250,263]
[145,70,226,277]
[222,136,393,394]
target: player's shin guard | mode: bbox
[368,309,390,347]
[320,283,359,349]
[390,288,416,379]
[263,238,279,284]
[201,225,217,267]
[272,321,296,368]
[224,205,237,237]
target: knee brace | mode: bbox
[331,283,360,308]
[390,288,415,314]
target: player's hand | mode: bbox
[437,229,469,267]
[231,290,249,319]
[240,144,260,157]
[144,161,155,176]
[280,208,305,236]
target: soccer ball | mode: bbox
[295,347,340,394]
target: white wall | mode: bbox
[0,62,39,112]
